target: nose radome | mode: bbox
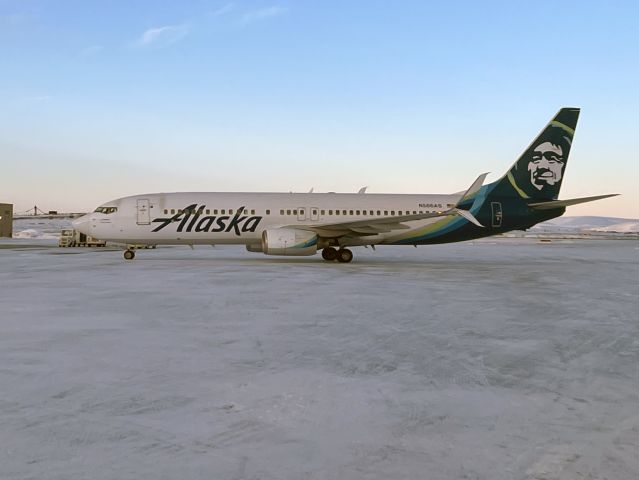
[72,214,91,234]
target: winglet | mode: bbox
[358,186,368,194]
[456,173,489,207]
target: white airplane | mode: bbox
[73,108,616,262]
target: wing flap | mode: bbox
[350,225,394,234]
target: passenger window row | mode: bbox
[163,208,259,215]
[161,207,438,216]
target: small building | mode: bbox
[0,203,13,237]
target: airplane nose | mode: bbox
[72,214,92,234]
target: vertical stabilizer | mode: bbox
[499,108,580,200]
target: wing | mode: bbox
[289,174,487,238]
[301,211,450,237]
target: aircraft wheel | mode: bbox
[123,249,135,261]
[337,248,353,263]
[322,247,338,261]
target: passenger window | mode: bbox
[342,210,347,215]
[370,210,374,215]
[377,210,381,216]
[356,210,360,215]
[171,209,175,214]
[384,210,388,215]
[293,209,298,215]
[178,209,183,214]
[251,209,255,215]
[214,209,218,214]
[391,211,395,215]
[164,209,168,214]
[329,210,333,215]
[266,209,270,215]
[362,211,367,215]
[206,209,210,214]
[335,210,340,215]
[229,209,233,214]
[221,209,225,214]
[320,210,325,215]
[197,208,204,215]
[287,209,291,215]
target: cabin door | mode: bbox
[137,199,151,225]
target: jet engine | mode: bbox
[261,228,318,256]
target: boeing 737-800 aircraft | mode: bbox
[73,108,616,262]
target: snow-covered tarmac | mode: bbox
[1,239,638,480]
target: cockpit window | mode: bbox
[94,206,118,214]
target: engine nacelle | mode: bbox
[261,228,318,256]
[246,244,263,253]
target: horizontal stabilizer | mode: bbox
[528,194,619,210]
[452,208,484,227]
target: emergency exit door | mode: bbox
[137,199,151,225]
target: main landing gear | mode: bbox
[321,247,353,263]
[123,249,135,261]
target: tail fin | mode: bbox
[499,108,580,200]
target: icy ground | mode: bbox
[1,239,639,480]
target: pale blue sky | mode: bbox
[2,0,638,216]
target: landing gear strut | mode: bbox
[123,249,135,261]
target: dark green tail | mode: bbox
[498,108,580,201]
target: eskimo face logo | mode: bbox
[151,204,262,235]
[528,141,566,191]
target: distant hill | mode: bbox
[535,216,639,233]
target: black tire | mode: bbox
[123,250,135,261]
[322,247,338,261]
[337,248,353,263]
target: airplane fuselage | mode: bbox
[76,191,481,247]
